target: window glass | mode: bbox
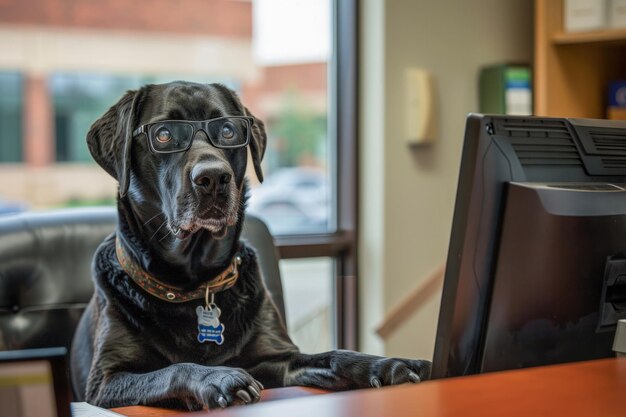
[0,72,23,163]
[0,0,339,347]
[280,257,335,353]
[52,73,148,162]
[247,0,332,235]
[0,0,333,237]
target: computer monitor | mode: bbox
[0,348,71,417]
[432,114,626,379]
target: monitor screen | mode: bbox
[432,114,626,379]
[0,348,71,417]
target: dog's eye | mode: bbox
[156,127,172,143]
[221,123,235,140]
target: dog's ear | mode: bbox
[244,106,267,183]
[87,89,141,198]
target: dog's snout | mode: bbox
[191,163,231,194]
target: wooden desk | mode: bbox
[113,358,626,417]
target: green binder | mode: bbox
[479,64,532,115]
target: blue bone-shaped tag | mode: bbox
[196,306,225,345]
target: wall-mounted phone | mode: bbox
[405,68,437,146]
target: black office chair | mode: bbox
[0,207,285,351]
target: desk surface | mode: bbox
[112,358,626,417]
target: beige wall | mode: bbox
[359,0,533,358]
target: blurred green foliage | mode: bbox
[61,197,115,208]
[271,91,327,168]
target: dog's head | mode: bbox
[87,81,266,240]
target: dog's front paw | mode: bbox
[207,367,264,409]
[367,358,431,388]
[177,364,264,410]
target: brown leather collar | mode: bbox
[115,237,242,303]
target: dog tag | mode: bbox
[196,304,225,345]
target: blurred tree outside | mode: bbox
[270,90,327,170]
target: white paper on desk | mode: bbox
[71,402,125,417]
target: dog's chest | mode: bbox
[100,242,263,366]
[160,310,246,365]
[138,298,251,363]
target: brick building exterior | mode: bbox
[0,0,326,207]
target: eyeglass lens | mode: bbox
[206,118,249,148]
[149,123,194,153]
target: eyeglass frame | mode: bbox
[132,116,255,154]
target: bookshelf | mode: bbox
[535,0,626,118]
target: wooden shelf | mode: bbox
[535,0,626,119]
[553,28,626,45]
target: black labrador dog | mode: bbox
[70,81,430,410]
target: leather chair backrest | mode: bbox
[240,216,285,319]
[0,207,284,351]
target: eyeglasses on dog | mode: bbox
[132,116,254,153]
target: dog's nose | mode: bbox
[191,163,232,194]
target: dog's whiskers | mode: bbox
[158,229,173,242]
[149,220,168,242]
[143,212,164,227]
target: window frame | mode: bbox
[273,0,358,351]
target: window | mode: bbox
[52,73,150,162]
[281,258,335,352]
[0,0,358,351]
